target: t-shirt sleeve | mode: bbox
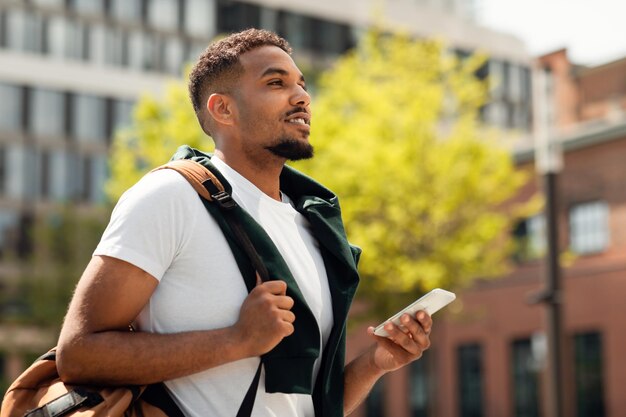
[94,169,199,281]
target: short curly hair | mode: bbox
[188,28,292,136]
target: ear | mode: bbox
[206,93,236,127]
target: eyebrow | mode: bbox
[261,67,306,84]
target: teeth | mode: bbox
[288,118,306,125]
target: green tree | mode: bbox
[105,31,530,320]
[6,208,108,330]
[106,83,212,201]
[295,31,529,318]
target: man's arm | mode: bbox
[343,311,432,416]
[57,255,295,386]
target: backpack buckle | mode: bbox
[211,191,237,210]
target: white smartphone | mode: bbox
[373,288,456,337]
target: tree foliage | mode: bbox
[295,31,528,317]
[104,31,530,320]
[2,208,107,330]
[106,82,212,201]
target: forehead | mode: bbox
[238,45,301,79]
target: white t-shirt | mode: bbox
[94,158,333,417]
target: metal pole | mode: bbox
[532,65,564,417]
[544,171,563,417]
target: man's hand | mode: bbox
[343,311,432,415]
[234,277,295,357]
[367,311,432,372]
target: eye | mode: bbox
[268,79,283,87]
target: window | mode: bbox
[184,0,216,37]
[103,27,129,66]
[162,38,185,75]
[485,101,507,128]
[64,19,90,60]
[91,155,108,203]
[259,6,278,32]
[458,344,483,417]
[89,24,106,65]
[46,16,66,57]
[0,209,18,256]
[81,155,93,202]
[409,351,430,417]
[217,0,260,33]
[513,214,546,261]
[129,31,159,71]
[6,9,45,53]
[147,0,180,31]
[309,19,352,55]
[5,146,25,199]
[40,150,51,199]
[112,99,135,133]
[68,0,105,16]
[488,60,505,100]
[277,11,306,50]
[32,0,66,7]
[0,11,6,48]
[365,377,385,417]
[574,332,605,417]
[71,94,107,142]
[569,201,609,254]
[75,154,106,203]
[110,0,143,22]
[186,41,207,63]
[0,83,23,132]
[511,339,540,417]
[29,88,66,137]
[508,64,523,103]
[47,150,69,200]
[0,146,7,195]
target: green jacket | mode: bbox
[171,146,361,417]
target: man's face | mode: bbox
[232,45,313,161]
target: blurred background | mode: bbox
[0,1,625,416]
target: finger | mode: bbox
[256,272,263,286]
[405,313,431,350]
[399,314,420,336]
[415,311,433,335]
[370,329,416,361]
[260,280,288,295]
[383,323,422,355]
[281,310,296,324]
[281,321,295,336]
[275,295,294,310]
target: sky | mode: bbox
[477,0,626,66]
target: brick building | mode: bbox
[346,50,626,417]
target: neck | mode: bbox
[214,149,284,201]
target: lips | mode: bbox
[285,111,311,126]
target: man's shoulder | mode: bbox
[126,168,200,201]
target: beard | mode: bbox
[265,137,314,161]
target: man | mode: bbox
[57,29,432,417]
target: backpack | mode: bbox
[0,348,181,417]
[1,159,267,417]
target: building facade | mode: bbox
[0,0,535,401]
[346,49,626,417]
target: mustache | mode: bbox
[285,107,309,118]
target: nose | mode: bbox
[290,84,311,107]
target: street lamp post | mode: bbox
[532,65,564,417]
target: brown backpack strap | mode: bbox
[152,159,224,202]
